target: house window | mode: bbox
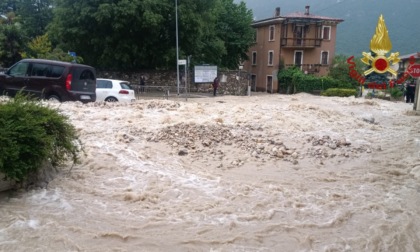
[321,51,329,65]
[323,26,331,40]
[268,50,274,66]
[252,51,257,65]
[253,29,258,43]
[294,50,303,66]
[269,25,275,41]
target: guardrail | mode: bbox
[132,85,192,100]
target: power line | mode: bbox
[312,0,347,14]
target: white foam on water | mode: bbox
[1,96,419,251]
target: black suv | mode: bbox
[0,59,96,102]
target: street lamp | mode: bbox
[175,0,180,95]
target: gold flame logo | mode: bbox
[361,15,400,76]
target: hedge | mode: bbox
[295,76,354,93]
[0,95,82,182]
[278,70,355,94]
[321,88,358,97]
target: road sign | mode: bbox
[408,64,420,78]
[178,59,186,65]
[194,65,217,83]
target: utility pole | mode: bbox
[175,0,180,95]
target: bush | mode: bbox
[0,94,81,182]
[389,87,404,99]
[366,92,374,98]
[321,88,358,97]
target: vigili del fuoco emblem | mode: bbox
[361,15,400,76]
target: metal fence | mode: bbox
[133,85,183,100]
[132,84,214,101]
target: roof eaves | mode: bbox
[284,12,344,23]
[252,17,284,28]
[400,52,420,59]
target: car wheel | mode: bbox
[105,97,118,102]
[47,95,61,102]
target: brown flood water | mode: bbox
[1,94,420,251]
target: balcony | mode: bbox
[285,64,326,74]
[281,38,321,48]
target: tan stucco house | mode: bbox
[243,6,343,93]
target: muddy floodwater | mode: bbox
[1,93,420,251]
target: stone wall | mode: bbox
[97,70,250,96]
[0,173,15,192]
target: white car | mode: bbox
[96,78,136,102]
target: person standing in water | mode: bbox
[212,76,220,96]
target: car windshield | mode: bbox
[120,82,132,89]
[8,62,30,77]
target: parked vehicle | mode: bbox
[0,59,96,103]
[96,78,136,102]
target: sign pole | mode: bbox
[184,63,187,101]
[414,78,420,111]
[407,63,420,111]
[175,0,180,95]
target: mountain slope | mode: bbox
[237,0,420,56]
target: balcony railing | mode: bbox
[281,38,322,48]
[285,64,327,74]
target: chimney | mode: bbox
[275,7,280,17]
[305,6,310,15]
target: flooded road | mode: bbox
[1,94,420,251]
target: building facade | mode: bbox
[243,6,343,93]
[398,52,420,77]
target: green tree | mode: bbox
[22,33,52,58]
[215,0,254,69]
[328,54,362,87]
[0,10,15,25]
[0,3,23,67]
[0,1,16,15]
[0,24,25,67]
[47,0,254,70]
[46,48,84,63]
[175,0,221,67]
[20,33,81,62]
[48,0,181,70]
[278,66,304,94]
[15,0,53,39]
